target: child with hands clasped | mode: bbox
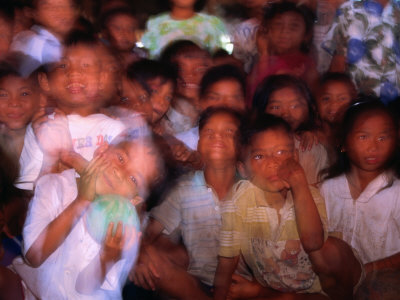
[6,131,163,299]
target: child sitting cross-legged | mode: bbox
[214,113,363,300]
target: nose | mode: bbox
[367,139,379,153]
[113,166,123,182]
[8,95,21,107]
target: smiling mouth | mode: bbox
[103,173,114,188]
[66,83,86,94]
[7,113,24,119]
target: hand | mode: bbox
[295,131,319,152]
[171,142,192,162]
[77,154,109,203]
[101,222,139,264]
[32,108,72,158]
[277,158,307,189]
[130,244,161,291]
[227,274,262,300]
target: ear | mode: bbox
[38,92,47,108]
[38,72,50,92]
[94,142,109,157]
[237,161,249,179]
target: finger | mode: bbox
[60,151,89,174]
[147,260,160,278]
[105,222,114,241]
[231,273,244,283]
[31,107,47,123]
[114,221,124,242]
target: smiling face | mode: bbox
[244,128,295,192]
[95,140,160,199]
[197,112,239,165]
[345,111,397,178]
[265,87,309,131]
[0,75,42,130]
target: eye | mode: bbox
[165,95,173,102]
[82,63,90,68]
[57,63,66,69]
[269,105,280,110]
[290,104,299,109]
[320,96,330,102]
[358,135,367,140]
[118,154,124,164]
[21,91,30,96]
[120,96,129,103]
[0,92,8,97]
[129,175,138,186]
[377,135,388,142]
[253,154,263,160]
[139,94,148,103]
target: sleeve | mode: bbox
[140,17,158,58]
[309,185,329,241]
[16,124,43,191]
[208,15,230,53]
[149,188,182,235]
[22,174,63,254]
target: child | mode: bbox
[7,131,164,299]
[247,1,319,104]
[253,74,328,185]
[316,72,357,163]
[16,31,125,190]
[131,107,242,299]
[141,0,229,58]
[9,0,79,76]
[0,60,45,165]
[214,113,362,300]
[323,0,400,104]
[100,6,147,67]
[320,100,400,284]
[0,2,15,58]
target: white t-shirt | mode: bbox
[320,172,400,264]
[17,114,125,190]
[13,169,137,299]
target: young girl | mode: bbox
[253,74,328,185]
[316,72,357,164]
[247,1,319,105]
[320,99,400,275]
[141,0,230,58]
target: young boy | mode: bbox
[131,107,242,299]
[213,114,362,300]
[10,0,79,76]
[5,131,164,299]
[16,32,125,190]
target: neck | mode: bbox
[347,167,383,193]
[263,189,287,210]
[57,105,100,117]
[204,163,236,200]
[170,6,195,20]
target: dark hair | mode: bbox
[126,59,177,94]
[262,1,315,53]
[64,29,99,47]
[0,57,40,85]
[158,0,206,12]
[319,72,357,98]
[252,74,316,132]
[100,6,138,31]
[199,64,246,100]
[159,39,206,64]
[321,98,400,180]
[198,106,243,132]
[0,1,15,23]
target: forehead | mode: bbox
[122,78,148,95]
[269,86,306,103]
[270,11,305,24]
[201,112,239,129]
[207,78,242,92]
[63,44,100,59]
[351,111,395,132]
[0,75,36,88]
[251,128,294,148]
[108,14,137,25]
[147,77,174,88]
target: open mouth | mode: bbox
[66,83,86,94]
[365,157,380,165]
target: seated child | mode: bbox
[214,113,362,300]
[320,99,400,298]
[315,72,357,163]
[9,0,79,76]
[100,6,147,68]
[131,107,242,299]
[16,31,125,190]
[0,60,45,165]
[4,130,165,299]
[253,74,328,185]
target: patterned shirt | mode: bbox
[322,0,400,103]
[219,180,327,293]
[141,12,229,58]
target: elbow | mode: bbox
[25,248,45,268]
[301,233,324,254]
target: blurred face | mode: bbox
[265,87,309,130]
[345,112,396,177]
[46,44,102,113]
[317,81,354,125]
[0,17,13,57]
[175,51,210,100]
[34,0,78,38]
[96,141,159,199]
[106,14,137,52]
[0,76,42,130]
[198,112,239,164]
[200,79,246,112]
[119,77,151,122]
[267,11,306,54]
[245,128,294,192]
[170,0,197,9]
[148,77,174,124]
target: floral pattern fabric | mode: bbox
[141,12,229,58]
[322,0,400,103]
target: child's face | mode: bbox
[200,79,246,112]
[198,112,239,164]
[345,112,396,176]
[317,81,354,125]
[175,52,210,100]
[0,75,42,130]
[267,11,306,54]
[106,14,137,52]
[34,0,78,38]
[148,77,174,124]
[245,128,295,192]
[45,44,103,113]
[170,0,197,9]
[120,77,152,122]
[0,17,13,57]
[95,141,159,199]
[265,87,308,131]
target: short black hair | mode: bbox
[100,6,138,31]
[158,0,206,12]
[159,39,206,65]
[319,72,357,98]
[198,106,243,132]
[199,64,245,100]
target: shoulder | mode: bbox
[320,174,347,196]
[146,13,170,25]
[35,169,76,193]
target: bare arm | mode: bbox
[328,54,346,73]
[365,252,400,274]
[213,256,239,300]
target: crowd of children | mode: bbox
[0,0,399,299]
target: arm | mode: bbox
[365,252,400,274]
[213,256,239,300]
